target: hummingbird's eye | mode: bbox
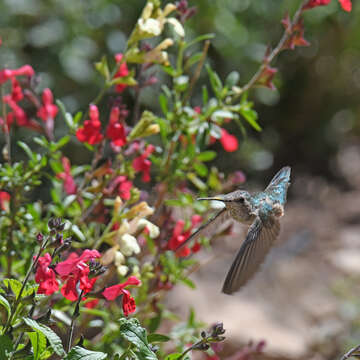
[237,197,245,203]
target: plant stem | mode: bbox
[234,0,309,98]
[3,239,48,334]
[67,289,84,353]
[1,86,11,165]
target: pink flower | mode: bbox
[84,299,99,309]
[102,276,141,316]
[35,253,59,296]
[10,78,23,102]
[113,53,129,93]
[37,88,58,122]
[76,105,104,145]
[116,176,133,200]
[132,145,155,182]
[106,106,127,147]
[57,157,77,195]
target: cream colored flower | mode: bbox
[117,265,129,277]
[138,18,162,37]
[138,219,160,238]
[119,233,141,256]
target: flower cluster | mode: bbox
[303,0,351,12]
[168,215,203,257]
[35,249,141,316]
[0,64,58,135]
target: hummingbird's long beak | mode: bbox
[197,197,231,202]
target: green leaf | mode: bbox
[17,141,34,160]
[187,173,207,190]
[56,100,74,129]
[159,94,168,115]
[206,64,223,98]
[193,162,208,177]
[185,52,203,69]
[3,279,22,297]
[0,294,11,319]
[196,151,217,162]
[72,225,85,242]
[64,346,107,360]
[119,318,157,360]
[95,55,110,80]
[211,110,234,121]
[147,334,171,343]
[225,71,240,88]
[185,33,215,49]
[202,86,208,106]
[164,353,182,360]
[28,331,47,360]
[239,107,261,131]
[0,335,13,359]
[23,318,66,357]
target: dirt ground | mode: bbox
[167,144,360,360]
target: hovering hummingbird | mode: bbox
[177,166,291,295]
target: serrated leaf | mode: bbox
[0,334,13,359]
[196,151,217,162]
[23,318,66,357]
[119,318,157,360]
[147,334,171,343]
[28,331,47,360]
[0,294,10,319]
[64,346,107,360]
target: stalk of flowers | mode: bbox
[34,248,141,316]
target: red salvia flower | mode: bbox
[76,104,104,145]
[84,299,99,309]
[102,276,141,316]
[55,250,101,301]
[0,65,35,85]
[219,128,239,152]
[106,106,127,147]
[0,191,10,211]
[57,157,77,195]
[113,53,130,93]
[10,78,23,102]
[37,88,58,122]
[168,215,203,257]
[35,253,59,296]
[116,176,133,200]
[132,145,155,182]
[303,0,351,11]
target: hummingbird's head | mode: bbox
[197,190,254,222]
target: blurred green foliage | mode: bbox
[0,0,359,179]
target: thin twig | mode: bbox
[182,40,210,105]
[1,86,11,164]
[67,290,84,353]
[235,0,309,97]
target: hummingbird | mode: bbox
[177,166,291,295]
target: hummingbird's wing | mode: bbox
[222,216,280,294]
[264,166,291,206]
[175,207,230,250]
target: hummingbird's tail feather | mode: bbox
[222,217,280,295]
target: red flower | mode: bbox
[84,299,99,309]
[113,53,130,93]
[55,250,101,301]
[115,176,133,200]
[57,157,77,195]
[37,88,58,122]
[102,276,141,316]
[3,95,29,126]
[35,253,59,296]
[219,128,238,152]
[303,0,351,11]
[132,145,155,182]
[106,106,127,147]
[76,105,104,145]
[0,191,10,211]
[168,215,203,257]
[0,65,34,85]
[10,78,23,102]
